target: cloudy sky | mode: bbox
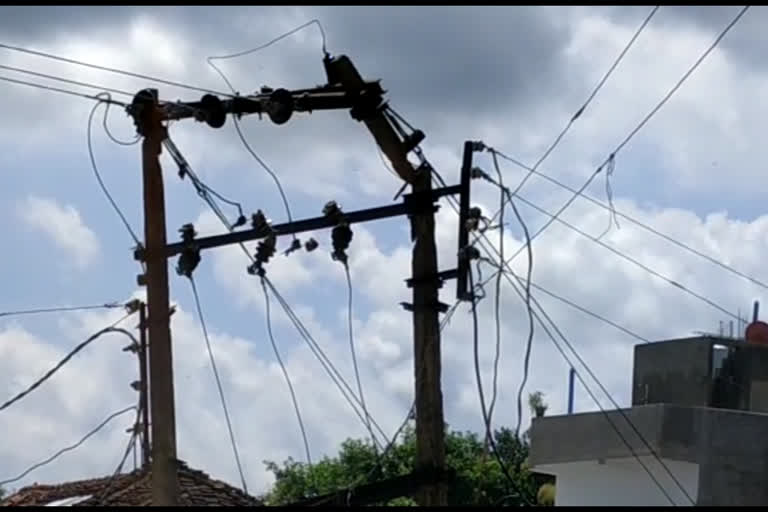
[0,4,765,498]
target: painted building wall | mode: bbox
[536,457,699,506]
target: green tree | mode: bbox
[263,423,541,506]
[0,486,5,500]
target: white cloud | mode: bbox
[17,196,100,269]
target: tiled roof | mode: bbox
[1,461,262,507]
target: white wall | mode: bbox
[536,457,699,506]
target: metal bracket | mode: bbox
[405,269,459,289]
[400,301,451,314]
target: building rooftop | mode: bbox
[0,461,262,507]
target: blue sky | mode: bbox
[2,4,768,498]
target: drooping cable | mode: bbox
[88,94,142,247]
[510,5,660,197]
[207,19,327,92]
[487,261,682,505]
[472,235,694,505]
[344,264,377,452]
[188,276,249,494]
[0,312,134,413]
[259,277,313,470]
[204,21,327,231]
[468,268,532,506]
[97,403,143,505]
[489,5,751,259]
[493,148,768,293]
[501,192,740,321]
[263,276,387,449]
[0,405,136,487]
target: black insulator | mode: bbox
[200,94,226,129]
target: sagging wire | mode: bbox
[204,20,328,244]
[0,308,137,414]
[323,201,379,456]
[0,405,137,487]
[97,402,143,505]
[597,153,620,241]
[186,273,249,494]
[164,135,247,231]
[242,218,314,477]
[487,5,751,267]
[260,276,315,477]
[481,254,690,505]
[88,93,143,249]
[468,267,533,506]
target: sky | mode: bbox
[1,4,767,498]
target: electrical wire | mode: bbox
[0,302,123,318]
[0,74,129,106]
[344,264,377,451]
[263,276,388,449]
[485,260,682,505]
[493,149,768,293]
[163,135,246,230]
[0,63,134,98]
[0,405,136,487]
[259,277,314,470]
[101,98,140,146]
[489,5,751,259]
[231,119,295,229]
[488,158,506,434]
[206,19,328,93]
[179,154,384,455]
[510,5,660,197]
[88,94,142,247]
[188,276,249,494]
[0,41,230,97]
[0,312,134,413]
[204,20,328,229]
[468,268,532,506]
[502,192,740,321]
[469,227,694,504]
[97,404,142,505]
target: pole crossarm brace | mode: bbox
[288,468,456,507]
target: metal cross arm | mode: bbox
[137,184,462,261]
[131,80,385,128]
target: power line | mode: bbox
[511,5,660,197]
[0,312,135,413]
[488,263,683,505]
[187,276,249,494]
[505,192,739,321]
[88,95,143,247]
[469,221,695,503]
[263,276,388,449]
[344,264,377,451]
[97,404,143,505]
[206,19,328,93]
[259,277,314,469]
[0,405,136,487]
[0,74,129,106]
[489,4,751,265]
[493,149,768,293]
[0,302,123,319]
[0,63,135,98]
[0,41,230,97]
[468,268,532,506]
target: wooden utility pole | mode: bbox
[138,301,151,468]
[137,89,178,505]
[410,172,448,506]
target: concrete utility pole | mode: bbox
[136,89,179,505]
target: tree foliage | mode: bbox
[263,422,553,506]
